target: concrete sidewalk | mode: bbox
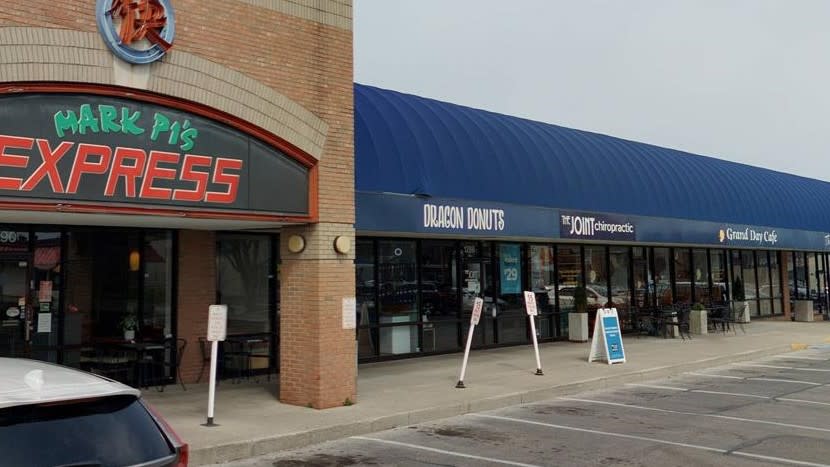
[142,320,830,465]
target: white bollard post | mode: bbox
[456,298,483,389]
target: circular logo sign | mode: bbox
[96,0,175,65]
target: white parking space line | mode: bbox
[472,414,726,454]
[625,383,687,391]
[625,382,830,407]
[559,397,830,433]
[751,377,822,385]
[777,398,830,407]
[686,372,744,379]
[733,451,830,467]
[472,414,830,467]
[769,355,829,361]
[352,436,543,467]
[693,389,770,399]
[735,363,830,372]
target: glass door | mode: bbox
[0,258,31,358]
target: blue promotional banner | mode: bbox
[590,308,626,364]
[499,244,521,295]
[602,314,625,362]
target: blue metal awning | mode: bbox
[355,83,830,236]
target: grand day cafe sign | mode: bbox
[0,93,309,216]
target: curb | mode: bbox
[193,343,797,465]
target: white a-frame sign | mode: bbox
[588,308,626,364]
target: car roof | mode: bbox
[0,358,140,410]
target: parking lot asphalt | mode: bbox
[225,345,830,467]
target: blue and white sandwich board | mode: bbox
[588,308,626,364]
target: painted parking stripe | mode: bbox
[686,372,743,379]
[627,381,830,406]
[751,377,822,385]
[769,355,829,361]
[693,389,769,399]
[736,363,830,372]
[559,397,830,433]
[471,414,830,467]
[625,383,686,391]
[777,398,830,407]
[734,451,830,467]
[352,436,542,467]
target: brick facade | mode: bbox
[1,1,355,408]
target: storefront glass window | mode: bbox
[420,240,460,352]
[808,253,819,302]
[356,239,377,359]
[816,253,827,313]
[377,240,418,355]
[529,245,558,338]
[741,250,759,315]
[770,251,781,315]
[794,252,807,299]
[496,243,526,344]
[674,248,692,304]
[609,247,631,329]
[710,250,727,304]
[461,242,495,347]
[218,234,272,335]
[556,245,582,314]
[691,249,708,304]
[30,231,62,363]
[142,232,174,341]
[653,248,672,305]
[757,251,772,316]
[0,228,32,359]
[632,247,650,308]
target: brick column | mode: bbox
[279,223,356,409]
[176,230,216,384]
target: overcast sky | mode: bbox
[354,0,830,181]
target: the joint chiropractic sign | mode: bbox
[0,93,309,215]
[560,211,636,241]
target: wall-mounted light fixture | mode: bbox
[287,234,306,253]
[129,249,140,272]
[333,235,351,254]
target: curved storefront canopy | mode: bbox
[355,83,830,250]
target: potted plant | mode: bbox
[569,285,590,342]
[120,313,138,341]
[732,276,750,323]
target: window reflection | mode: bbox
[420,241,460,352]
[378,240,417,355]
[653,248,672,305]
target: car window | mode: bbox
[0,395,174,467]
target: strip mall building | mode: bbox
[2,1,829,409]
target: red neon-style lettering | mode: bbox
[66,144,113,194]
[0,135,34,190]
[204,157,242,204]
[139,150,179,200]
[21,139,74,193]
[172,154,212,202]
[105,147,147,197]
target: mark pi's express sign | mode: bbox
[0,94,309,215]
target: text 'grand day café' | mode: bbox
[3,0,830,411]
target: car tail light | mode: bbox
[142,400,189,467]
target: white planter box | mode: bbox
[690,309,707,335]
[794,300,814,322]
[733,301,751,323]
[568,312,589,342]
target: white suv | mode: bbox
[0,358,187,467]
